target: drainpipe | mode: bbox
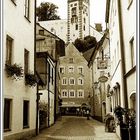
[117,0,128,108]
[54,61,57,122]
[34,0,39,135]
[47,60,50,127]
[36,83,39,135]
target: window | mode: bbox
[77,90,84,98]
[4,99,12,131]
[69,90,75,98]
[68,66,74,73]
[6,35,13,65]
[59,66,65,74]
[76,24,78,30]
[62,77,67,85]
[24,49,29,74]
[71,7,77,16]
[71,17,78,23]
[39,30,44,35]
[78,78,84,85]
[78,66,84,74]
[61,90,68,98]
[84,18,86,23]
[69,58,74,63]
[69,78,75,85]
[83,25,85,31]
[23,100,29,128]
[24,0,30,20]
[74,3,77,6]
[130,37,135,67]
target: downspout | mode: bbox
[47,60,50,127]
[54,61,57,122]
[91,64,95,117]
[117,0,128,108]
[34,0,39,135]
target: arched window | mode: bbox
[130,92,136,110]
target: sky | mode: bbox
[37,0,106,29]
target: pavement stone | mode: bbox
[30,116,120,140]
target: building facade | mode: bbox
[67,0,90,42]
[105,0,136,112]
[36,23,65,128]
[59,43,92,115]
[3,0,36,139]
[105,0,136,138]
[39,19,67,43]
[84,30,110,121]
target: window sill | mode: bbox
[4,128,11,132]
[127,0,133,10]
[11,0,17,6]
[23,126,29,129]
[24,16,31,23]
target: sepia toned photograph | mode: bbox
[1,0,139,140]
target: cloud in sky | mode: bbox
[37,0,106,28]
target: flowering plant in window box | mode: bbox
[25,73,37,87]
[5,63,23,80]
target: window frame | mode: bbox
[4,98,12,132]
[62,77,68,85]
[69,77,75,85]
[69,58,74,63]
[61,90,68,98]
[24,0,30,21]
[24,49,29,75]
[129,37,135,68]
[6,35,13,65]
[69,90,75,98]
[23,100,30,129]
[78,77,84,85]
[77,90,84,98]
[78,66,84,74]
[59,66,65,74]
[68,66,74,73]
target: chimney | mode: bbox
[95,23,102,32]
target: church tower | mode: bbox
[67,0,90,43]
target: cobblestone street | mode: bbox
[31,116,120,140]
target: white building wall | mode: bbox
[38,20,67,43]
[121,0,136,109]
[4,0,36,138]
[109,0,125,107]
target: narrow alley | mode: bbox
[31,116,120,140]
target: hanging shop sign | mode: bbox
[98,75,108,83]
[97,59,108,69]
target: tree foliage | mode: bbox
[74,35,97,53]
[36,2,60,21]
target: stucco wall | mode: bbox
[4,0,36,139]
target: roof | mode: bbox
[87,32,108,67]
[83,47,96,62]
